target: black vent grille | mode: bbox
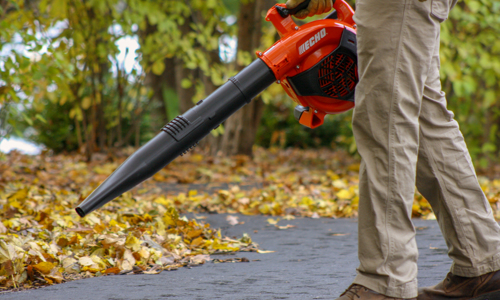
[161,116,190,140]
[318,52,357,98]
[180,142,198,156]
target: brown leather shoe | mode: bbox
[336,284,417,300]
[417,270,500,300]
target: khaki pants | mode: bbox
[352,0,500,297]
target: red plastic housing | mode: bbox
[258,0,356,128]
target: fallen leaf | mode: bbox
[226,215,239,226]
[32,261,55,274]
[256,250,275,254]
[0,240,16,263]
[78,256,94,267]
[276,224,296,230]
[104,267,121,275]
[328,233,349,236]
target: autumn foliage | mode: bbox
[1,147,500,290]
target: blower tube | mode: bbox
[75,59,276,217]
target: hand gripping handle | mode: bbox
[277,0,312,18]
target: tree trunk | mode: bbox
[218,0,266,156]
[174,57,197,114]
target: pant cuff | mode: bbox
[353,271,418,298]
[451,252,500,277]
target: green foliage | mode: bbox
[440,0,500,165]
[1,0,499,163]
[0,3,60,139]
[0,0,234,155]
[134,0,232,86]
[25,101,79,153]
[256,6,359,152]
[256,97,355,152]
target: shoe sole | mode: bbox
[472,290,500,300]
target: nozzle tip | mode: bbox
[75,207,86,218]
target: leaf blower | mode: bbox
[75,0,357,217]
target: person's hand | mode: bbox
[285,0,333,19]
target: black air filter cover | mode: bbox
[288,28,357,102]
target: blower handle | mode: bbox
[332,0,355,26]
[276,0,355,27]
[277,0,311,18]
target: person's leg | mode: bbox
[416,35,500,278]
[351,0,441,297]
[414,29,500,300]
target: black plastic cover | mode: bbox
[288,28,357,102]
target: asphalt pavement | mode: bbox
[1,214,454,300]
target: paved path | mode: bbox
[1,215,453,300]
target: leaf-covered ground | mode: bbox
[1,147,499,291]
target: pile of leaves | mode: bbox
[1,147,500,290]
[0,151,262,290]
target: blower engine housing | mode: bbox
[259,1,357,128]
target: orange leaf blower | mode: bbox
[75,0,357,217]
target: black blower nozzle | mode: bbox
[75,59,276,217]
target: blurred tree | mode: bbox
[0,0,234,159]
[219,0,262,155]
[1,0,499,164]
[213,0,277,156]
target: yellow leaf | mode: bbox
[9,200,23,209]
[154,196,170,206]
[259,204,271,214]
[162,207,180,227]
[186,229,203,239]
[90,255,107,270]
[191,237,204,247]
[156,217,166,236]
[336,189,353,200]
[412,203,421,215]
[300,197,314,206]
[8,188,28,202]
[125,234,141,252]
[266,218,279,225]
[33,261,55,274]
[342,206,353,217]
